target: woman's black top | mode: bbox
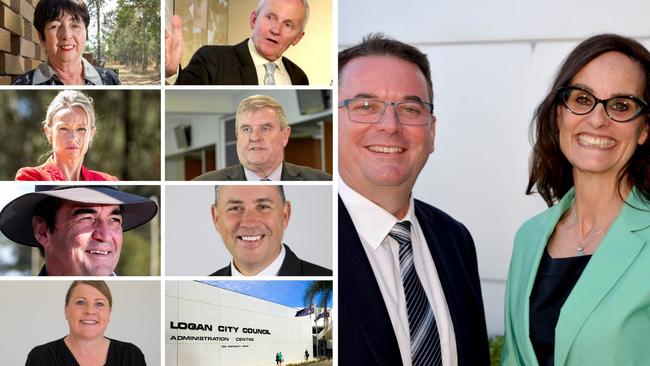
[529,250,591,366]
[25,337,146,366]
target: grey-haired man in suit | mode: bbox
[166,0,310,85]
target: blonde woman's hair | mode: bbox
[44,90,96,130]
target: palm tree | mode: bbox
[303,280,332,314]
[303,281,332,358]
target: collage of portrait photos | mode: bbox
[0,0,332,365]
[2,1,650,366]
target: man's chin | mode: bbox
[81,265,116,276]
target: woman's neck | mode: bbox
[571,171,629,236]
[64,334,109,366]
[50,60,84,84]
[64,334,107,350]
[52,155,84,181]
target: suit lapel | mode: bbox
[281,163,302,181]
[506,192,574,365]
[338,197,401,364]
[235,39,259,84]
[278,244,300,275]
[282,57,298,84]
[228,165,246,181]
[555,190,650,365]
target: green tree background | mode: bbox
[0,185,160,276]
[103,0,161,71]
[0,90,160,181]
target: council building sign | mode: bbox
[166,281,312,366]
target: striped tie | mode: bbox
[389,221,443,366]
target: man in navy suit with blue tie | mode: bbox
[338,34,489,366]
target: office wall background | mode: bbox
[340,0,650,335]
[165,185,333,275]
[0,280,161,365]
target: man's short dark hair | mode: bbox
[34,0,90,42]
[338,33,434,102]
[214,185,286,205]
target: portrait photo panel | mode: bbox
[165,184,332,276]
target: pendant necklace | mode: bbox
[575,219,614,256]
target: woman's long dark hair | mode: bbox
[528,34,650,207]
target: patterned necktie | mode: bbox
[264,62,277,85]
[389,221,443,366]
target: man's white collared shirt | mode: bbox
[243,163,283,181]
[230,244,286,276]
[247,39,293,85]
[339,179,458,366]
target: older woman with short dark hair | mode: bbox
[502,34,650,365]
[12,0,120,85]
[25,281,146,365]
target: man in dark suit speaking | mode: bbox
[193,94,331,181]
[337,34,490,365]
[166,0,310,85]
[210,185,331,276]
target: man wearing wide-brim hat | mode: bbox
[0,185,158,276]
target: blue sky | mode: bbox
[201,280,333,308]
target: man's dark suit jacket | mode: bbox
[176,39,309,85]
[210,244,331,276]
[192,162,332,181]
[339,197,490,365]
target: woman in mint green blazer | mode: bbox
[501,34,650,366]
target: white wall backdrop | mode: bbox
[0,280,160,366]
[165,184,333,275]
[339,0,650,335]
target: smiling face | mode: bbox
[338,55,436,205]
[65,283,111,340]
[236,107,291,176]
[41,12,86,68]
[45,106,94,162]
[558,51,649,180]
[212,186,290,275]
[34,202,123,276]
[249,0,306,61]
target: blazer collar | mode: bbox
[338,197,402,364]
[281,163,304,180]
[235,39,259,85]
[227,165,247,181]
[555,187,649,364]
[521,187,650,365]
[277,244,300,275]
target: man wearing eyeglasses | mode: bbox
[338,34,489,366]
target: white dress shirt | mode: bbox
[339,179,458,366]
[247,39,293,85]
[231,244,286,276]
[243,163,283,181]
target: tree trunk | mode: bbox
[96,2,101,63]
